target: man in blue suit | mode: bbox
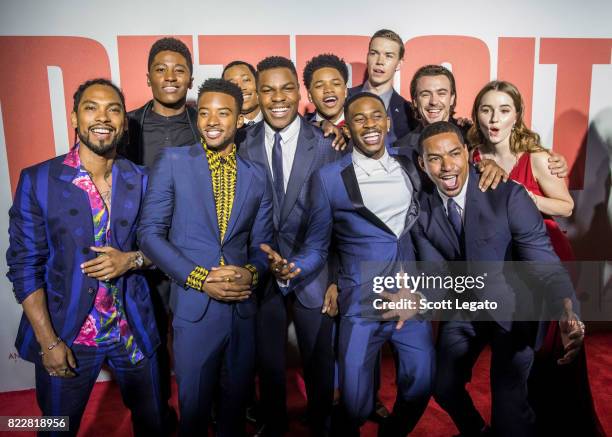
[411,121,584,437]
[6,79,163,436]
[265,92,435,436]
[348,29,418,146]
[137,78,273,437]
[238,56,341,436]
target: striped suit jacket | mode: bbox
[6,154,159,362]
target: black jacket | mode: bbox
[120,100,200,165]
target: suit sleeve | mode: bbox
[246,167,274,287]
[137,148,202,287]
[6,169,49,303]
[507,183,578,316]
[289,170,333,291]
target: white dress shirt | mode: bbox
[264,116,301,191]
[244,110,263,125]
[352,148,413,237]
[436,174,469,222]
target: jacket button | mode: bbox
[88,287,95,295]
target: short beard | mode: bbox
[77,129,123,157]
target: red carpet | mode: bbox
[0,332,610,437]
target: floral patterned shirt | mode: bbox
[67,145,144,364]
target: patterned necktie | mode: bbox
[272,132,285,204]
[447,198,463,239]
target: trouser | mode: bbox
[35,342,164,437]
[434,321,536,437]
[173,301,255,437]
[256,290,336,435]
[338,317,435,436]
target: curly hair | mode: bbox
[72,78,125,113]
[197,78,244,113]
[302,53,348,89]
[222,60,257,82]
[256,56,298,79]
[147,37,193,74]
[467,80,545,154]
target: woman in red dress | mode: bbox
[468,80,605,436]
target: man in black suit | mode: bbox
[120,37,199,429]
[409,121,584,437]
[239,56,342,436]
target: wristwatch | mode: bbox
[133,251,144,269]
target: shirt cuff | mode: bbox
[186,266,209,291]
[244,264,259,288]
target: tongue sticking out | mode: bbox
[441,176,457,190]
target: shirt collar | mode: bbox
[362,82,394,110]
[352,146,393,176]
[244,110,263,124]
[202,141,237,170]
[264,115,301,145]
[63,144,81,169]
[315,111,345,126]
[437,173,469,213]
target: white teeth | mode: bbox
[271,107,289,116]
[323,97,337,102]
[363,132,381,144]
[206,130,222,138]
[92,128,111,134]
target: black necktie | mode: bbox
[245,120,255,127]
[272,132,284,204]
[447,198,463,239]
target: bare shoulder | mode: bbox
[529,150,552,176]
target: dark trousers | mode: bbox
[434,321,536,437]
[173,301,255,437]
[146,269,173,404]
[338,317,434,436]
[35,343,164,437]
[256,290,335,435]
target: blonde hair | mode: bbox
[467,80,545,154]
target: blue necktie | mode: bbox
[272,132,284,204]
[447,198,463,239]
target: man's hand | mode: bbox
[379,288,421,330]
[206,266,253,286]
[548,151,569,178]
[322,283,339,316]
[455,117,473,128]
[320,120,347,151]
[558,299,584,365]
[476,158,509,191]
[260,244,301,281]
[41,340,76,378]
[201,267,252,302]
[81,246,134,281]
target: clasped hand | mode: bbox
[201,266,253,302]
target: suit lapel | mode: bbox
[246,123,279,224]
[109,159,142,250]
[224,157,253,241]
[340,156,395,235]
[53,158,95,251]
[280,118,315,223]
[463,168,481,259]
